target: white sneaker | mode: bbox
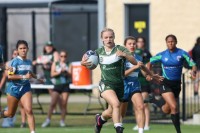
[133,125,138,130]
[60,120,66,127]
[41,119,50,127]
[144,126,150,130]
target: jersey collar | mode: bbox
[168,47,178,53]
[103,45,116,55]
[17,56,26,60]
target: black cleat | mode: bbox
[95,114,102,133]
[115,126,124,133]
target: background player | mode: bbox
[146,34,197,133]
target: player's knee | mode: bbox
[162,106,171,114]
[50,101,57,108]
[137,104,144,111]
[25,108,33,115]
[112,101,120,109]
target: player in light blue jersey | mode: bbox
[0,40,43,133]
[146,34,197,133]
[121,36,163,133]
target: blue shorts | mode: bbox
[123,77,141,102]
[6,83,31,100]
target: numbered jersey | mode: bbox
[95,45,131,85]
[123,53,142,101]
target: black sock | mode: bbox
[99,115,107,125]
[171,113,181,133]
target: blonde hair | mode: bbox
[101,28,115,38]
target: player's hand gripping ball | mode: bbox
[85,50,99,70]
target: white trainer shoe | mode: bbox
[60,120,66,127]
[41,119,50,127]
[144,126,150,130]
[133,125,138,130]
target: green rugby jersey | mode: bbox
[51,62,69,85]
[95,45,131,85]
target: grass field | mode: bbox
[0,123,200,133]
[1,111,200,133]
[0,94,200,133]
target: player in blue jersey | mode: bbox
[146,34,197,133]
[121,36,163,133]
[0,40,43,133]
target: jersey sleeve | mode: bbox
[9,59,17,74]
[150,53,162,64]
[182,50,196,67]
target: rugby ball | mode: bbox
[85,50,99,70]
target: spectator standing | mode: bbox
[41,50,71,127]
[33,41,61,113]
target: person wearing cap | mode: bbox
[33,41,59,86]
[32,41,61,116]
